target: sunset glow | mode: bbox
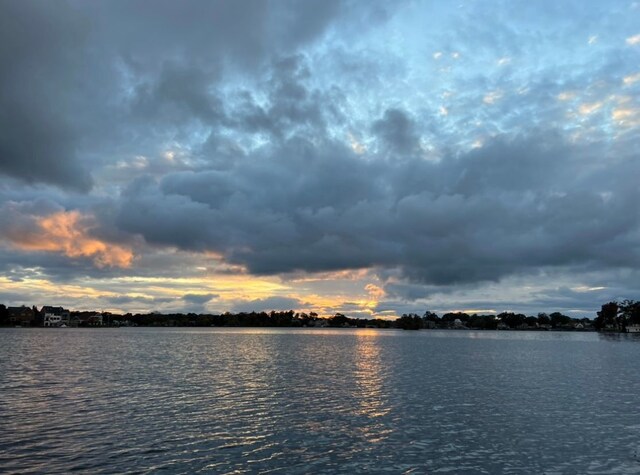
[0,1,638,317]
[6,211,133,268]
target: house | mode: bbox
[41,306,70,326]
[8,306,35,325]
[453,318,466,329]
[43,314,63,327]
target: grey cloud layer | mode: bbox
[116,127,639,288]
[0,1,93,189]
[0,0,354,189]
[1,0,639,311]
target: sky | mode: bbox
[0,0,639,318]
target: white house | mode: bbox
[43,314,62,327]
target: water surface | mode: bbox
[1,328,639,473]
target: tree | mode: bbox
[549,312,571,328]
[595,302,618,330]
[32,305,43,326]
[442,312,469,323]
[524,316,538,327]
[468,314,497,330]
[537,313,551,326]
[397,313,422,330]
[498,312,526,329]
[423,311,439,321]
[0,304,7,326]
[620,300,640,326]
[329,313,349,327]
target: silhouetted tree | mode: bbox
[329,313,349,327]
[549,312,571,328]
[422,311,439,326]
[32,305,43,326]
[498,312,526,328]
[620,300,640,326]
[0,304,7,326]
[468,314,498,330]
[397,313,422,330]
[595,302,618,330]
[537,313,551,326]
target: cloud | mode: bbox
[578,101,603,115]
[131,61,226,126]
[372,108,421,155]
[105,294,169,305]
[483,90,504,104]
[1,207,133,268]
[183,293,218,304]
[623,72,640,85]
[0,0,351,190]
[115,127,639,292]
[626,34,640,45]
[374,268,640,317]
[0,1,93,190]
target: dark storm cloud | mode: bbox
[131,62,226,126]
[0,1,93,190]
[372,108,421,155]
[115,135,390,273]
[0,0,348,190]
[91,0,345,67]
[116,125,640,289]
[225,54,342,146]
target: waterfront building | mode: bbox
[7,306,35,325]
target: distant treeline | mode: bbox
[397,300,640,330]
[1,300,638,331]
[397,311,581,330]
[117,311,394,328]
[592,300,640,331]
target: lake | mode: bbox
[1,328,639,474]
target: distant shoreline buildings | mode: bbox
[1,300,638,332]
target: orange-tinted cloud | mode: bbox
[365,283,385,299]
[8,210,133,268]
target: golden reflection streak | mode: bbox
[353,330,392,443]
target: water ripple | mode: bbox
[1,328,640,473]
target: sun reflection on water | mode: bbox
[353,331,393,443]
